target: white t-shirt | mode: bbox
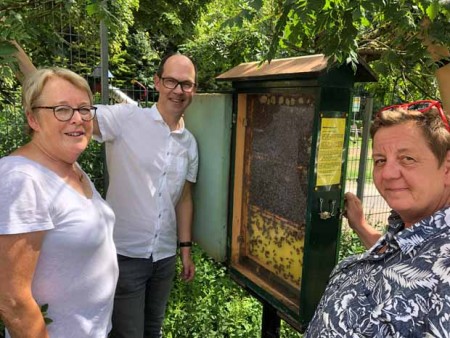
[95,103,198,260]
[0,156,118,338]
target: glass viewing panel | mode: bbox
[240,92,315,309]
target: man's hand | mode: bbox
[180,248,195,282]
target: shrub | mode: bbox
[163,245,303,337]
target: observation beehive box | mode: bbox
[217,55,376,331]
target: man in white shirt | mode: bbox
[10,41,199,338]
[93,53,198,338]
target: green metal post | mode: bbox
[261,302,281,338]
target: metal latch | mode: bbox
[319,198,336,220]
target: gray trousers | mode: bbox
[110,254,177,338]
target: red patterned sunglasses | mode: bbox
[377,100,450,132]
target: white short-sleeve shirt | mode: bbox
[95,103,198,260]
[0,156,118,338]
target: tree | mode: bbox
[180,0,283,90]
[263,0,450,105]
[133,0,213,54]
[267,0,449,64]
[0,0,138,83]
[2,1,449,102]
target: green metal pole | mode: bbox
[261,302,281,338]
[356,97,373,201]
[100,1,109,196]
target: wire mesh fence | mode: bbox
[345,97,391,230]
[0,89,28,157]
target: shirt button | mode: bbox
[163,172,166,176]
[158,214,162,218]
[155,234,158,238]
[159,192,162,197]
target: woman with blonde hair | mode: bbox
[0,68,118,337]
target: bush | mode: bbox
[163,246,263,337]
[163,245,302,337]
[338,227,366,261]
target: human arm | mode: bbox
[93,116,102,138]
[421,18,450,112]
[343,192,381,249]
[0,232,49,338]
[431,47,450,113]
[8,40,104,138]
[175,181,195,282]
[9,41,37,83]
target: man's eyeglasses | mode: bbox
[32,105,97,122]
[377,100,450,132]
[160,77,196,93]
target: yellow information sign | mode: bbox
[316,117,346,186]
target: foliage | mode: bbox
[0,0,139,83]
[107,0,214,87]
[299,1,446,103]
[164,245,303,337]
[180,0,285,91]
[211,0,448,107]
[267,0,450,67]
[1,0,448,102]
[77,140,106,196]
[164,246,263,337]
[338,227,367,261]
[133,0,212,54]
[0,89,28,157]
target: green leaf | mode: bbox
[426,1,440,20]
[361,16,371,27]
[0,43,17,57]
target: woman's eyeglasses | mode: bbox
[32,105,97,122]
[377,100,450,132]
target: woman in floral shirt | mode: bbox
[306,104,450,337]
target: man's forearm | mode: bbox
[175,182,193,244]
[436,63,450,113]
[422,23,450,112]
[11,41,37,83]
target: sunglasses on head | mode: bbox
[377,100,450,132]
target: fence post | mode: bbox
[356,97,373,202]
[100,1,109,194]
[100,3,109,105]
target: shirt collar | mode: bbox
[149,104,186,134]
[384,207,450,255]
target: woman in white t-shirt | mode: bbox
[0,68,118,337]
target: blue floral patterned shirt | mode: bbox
[305,207,450,338]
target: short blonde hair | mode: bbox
[22,67,93,135]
